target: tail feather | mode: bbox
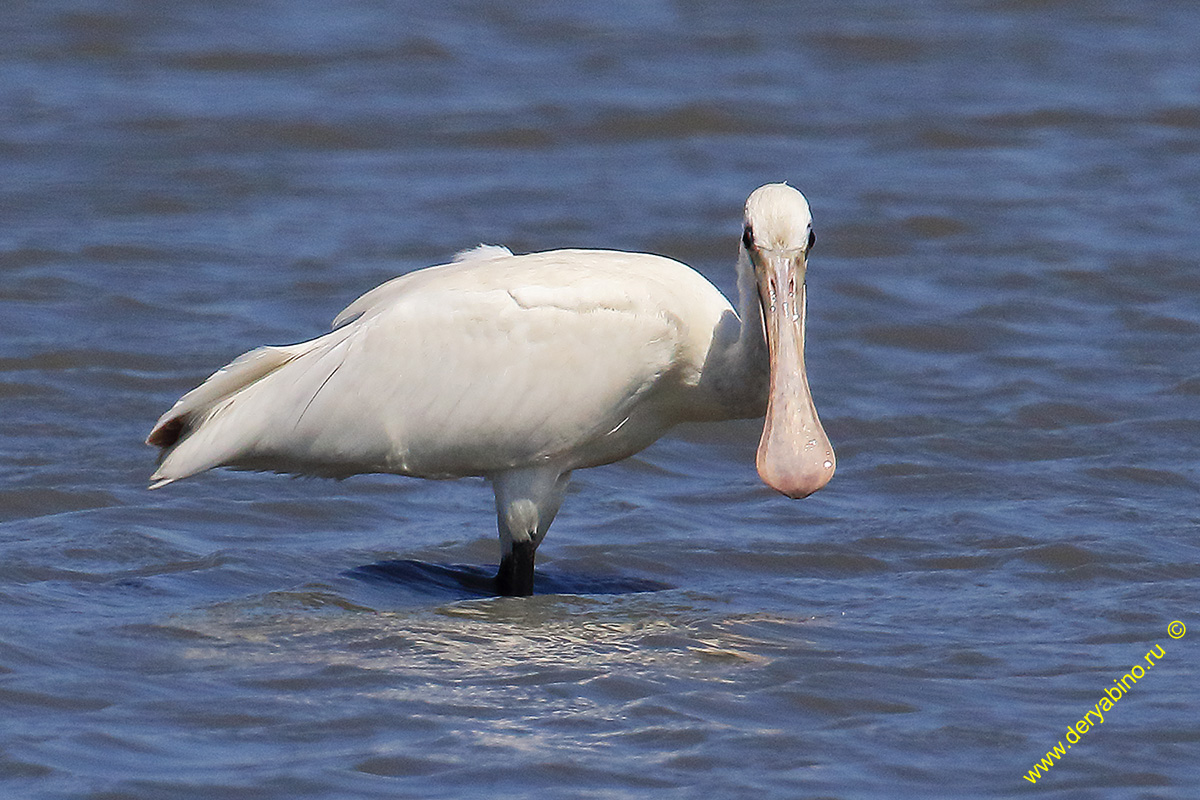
[146,343,307,484]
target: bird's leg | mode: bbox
[496,499,538,596]
[491,467,571,597]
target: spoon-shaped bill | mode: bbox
[755,254,835,499]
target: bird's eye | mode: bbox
[742,225,754,251]
[807,229,816,251]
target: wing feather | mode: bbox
[149,249,728,484]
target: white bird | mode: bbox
[147,183,835,595]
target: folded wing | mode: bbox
[148,250,711,486]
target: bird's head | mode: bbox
[740,183,834,499]
[742,183,815,256]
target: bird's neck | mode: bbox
[735,248,771,391]
[700,251,770,418]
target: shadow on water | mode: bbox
[346,559,671,600]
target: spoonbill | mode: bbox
[147,183,835,595]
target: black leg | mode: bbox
[495,538,536,596]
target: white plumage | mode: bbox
[148,183,834,595]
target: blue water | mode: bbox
[2,1,1199,797]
